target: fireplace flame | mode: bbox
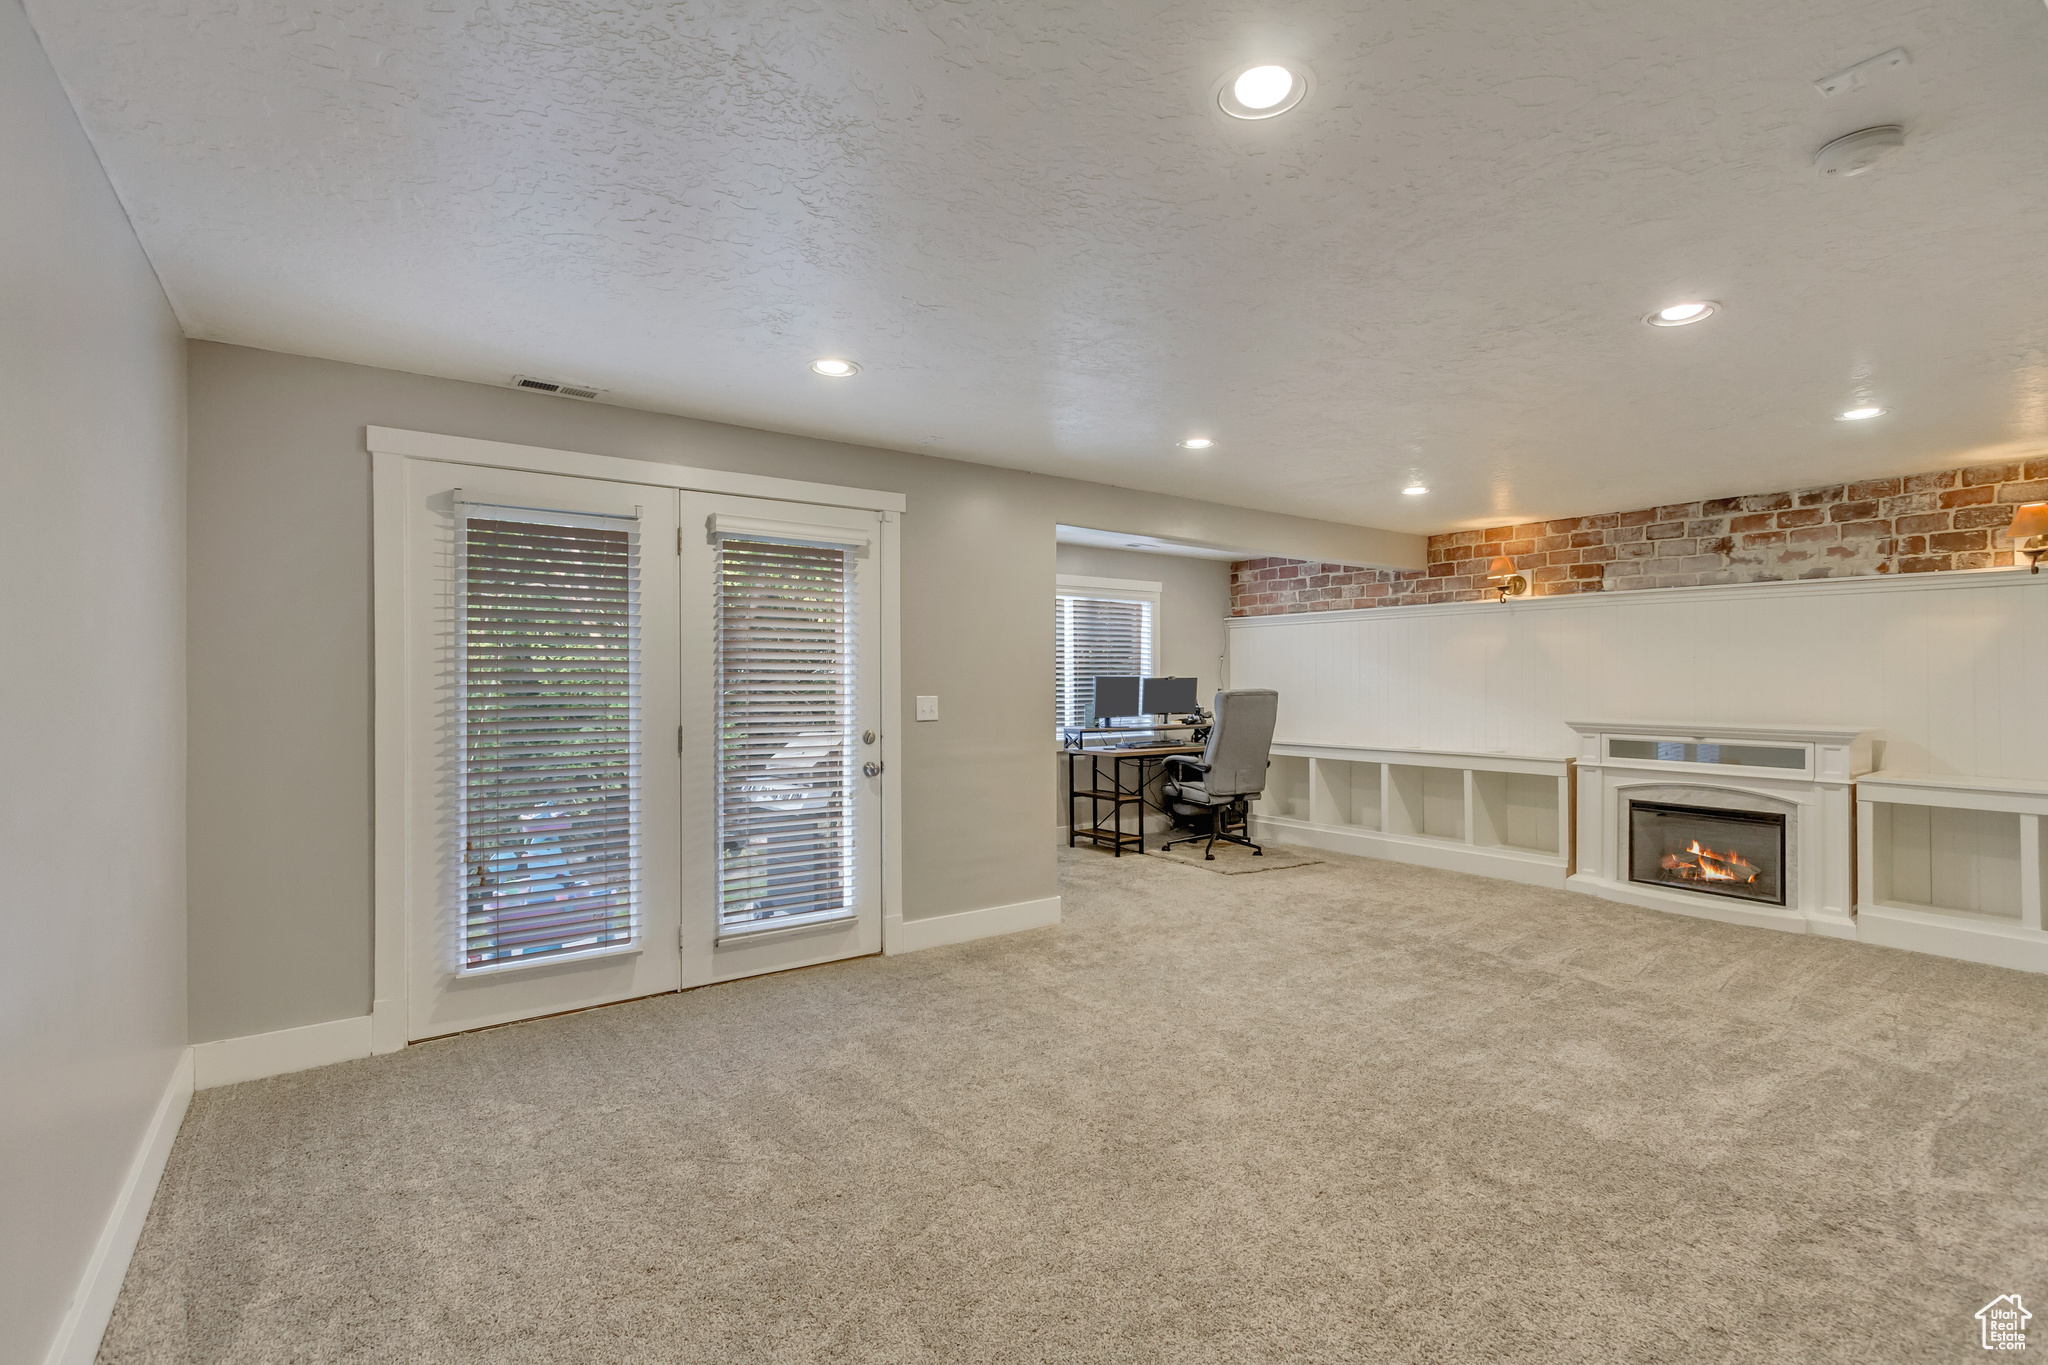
[1660,840,1760,884]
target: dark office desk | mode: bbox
[1065,744,1206,856]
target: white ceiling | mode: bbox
[28,0,2048,532]
[1055,525,1248,561]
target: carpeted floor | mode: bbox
[101,849,2048,1363]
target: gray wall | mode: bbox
[1050,545,1233,832]
[1054,544,1233,700]
[1,1,189,1358]
[185,342,1420,1043]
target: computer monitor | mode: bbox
[1090,676,1142,723]
[1141,676,1198,716]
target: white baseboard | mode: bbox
[896,894,1062,953]
[370,996,407,1055]
[1252,815,1570,889]
[1567,872,1815,933]
[192,1014,374,1090]
[1805,910,1860,941]
[42,1049,193,1365]
[1857,904,2048,974]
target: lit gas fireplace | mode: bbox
[1660,840,1761,885]
[1629,801,1786,906]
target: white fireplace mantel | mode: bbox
[1566,720,1879,937]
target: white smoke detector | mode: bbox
[1814,125,1905,178]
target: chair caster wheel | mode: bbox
[1204,853,1215,860]
[1252,850,1262,856]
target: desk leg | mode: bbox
[1112,753,1146,856]
[1068,751,1083,849]
[1093,754,1105,854]
[1109,754,1122,856]
[1133,754,1144,855]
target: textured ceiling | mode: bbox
[1056,525,1248,561]
[27,0,2048,530]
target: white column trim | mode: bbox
[879,511,906,955]
[370,449,409,1053]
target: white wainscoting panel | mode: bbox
[1227,572,2048,781]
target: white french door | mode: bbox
[399,461,883,1040]
[402,462,683,1039]
[676,492,883,986]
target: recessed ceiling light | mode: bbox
[810,358,859,377]
[1836,406,1887,421]
[1402,484,1429,496]
[1236,66,1293,108]
[1218,62,1311,120]
[1644,301,1718,327]
[1177,438,1214,449]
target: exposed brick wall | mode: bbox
[1231,459,2048,616]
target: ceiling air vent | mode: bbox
[511,375,603,401]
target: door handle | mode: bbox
[863,761,884,778]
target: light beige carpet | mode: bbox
[101,850,2048,1363]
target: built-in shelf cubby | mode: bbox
[1263,754,1312,821]
[1471,770,1562,855]
[1250,744,1573,888]
[1386,764,1465,842]
[1857,771,2048,971]
[1310,758,1382,830]
[1873,802,2023,920]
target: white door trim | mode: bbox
[367,426,905,513]
[370,446,408,1054]
[878,510,904,954]
[370,429,906,1048]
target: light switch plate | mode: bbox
[915,695,939,722]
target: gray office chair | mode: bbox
[1161,689,1279,860]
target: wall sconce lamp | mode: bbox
[1488,556,1529,602]
[2010,502,2048,573]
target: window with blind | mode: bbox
[715,538,858,937]
[1055,591,1156,731]
[459,514,641,971]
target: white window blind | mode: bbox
[1055,593,1155,730]
[716,538,858,938]
[459,512,641,971]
